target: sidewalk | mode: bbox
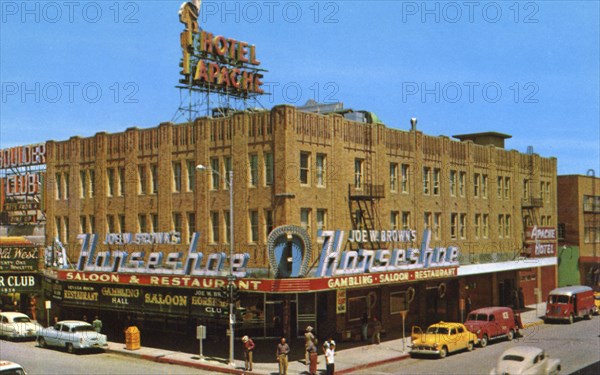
[106,303,546,375]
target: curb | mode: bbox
[337,353,411,374]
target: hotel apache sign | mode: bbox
[178,1,265,97]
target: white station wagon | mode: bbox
[0,312,43,340]
[490,346,561,375]
[37,320,107,353]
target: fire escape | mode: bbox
[521,146,543,255]
[348,123,384,250]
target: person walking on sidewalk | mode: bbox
[304,325,315,365]
[325,340,336,375]
[372,317,382,344]
[361,311,369,341]
[242,335,255,371]
[306,338,319,375]
[276,337,290,375]
[92,315,103,333]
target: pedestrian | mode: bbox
[82,314,88,323]
[325,340,336,375]
[361,311,369,341]
[304,325,315,365]
[53,316,59,326]
[92,315,102,333]
[276,337,290,375]
[242,335,255,371]
[372,317,382,344]
[29,295,37,321]
[513,288,520,310]
[466,295,472,313]
[306,338,319,375]
[518,287,525,310]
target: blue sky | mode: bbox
[1,1,598,175]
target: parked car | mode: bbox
[465,306,523,347]
[37,320,107,353]
[410,321,479,358]
[0,312,43,341]
[545,285,596,323]
[490,346,561,375]
[0,360,27,375]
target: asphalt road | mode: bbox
[355,318,600,374]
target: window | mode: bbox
[56,173,62,199]
[89,169,95,197]
[475,214,481,239]
[459,213,466,239]
[390,291,409,314]
[151,164,158,194]
[210,158,220,189]
[173,212,182,235]
[390,163,398,192]
[173,162,182,192]
[584,220,600,243]
[118,167,125,196]
[474,173,480,197]
[55,217,61,240]
[249,210,259,242]
[450,170,457,196]
[186,160,195,191]
[402,211,411,230]
[249,154,258,187]
[450,213,458,239]
[497,176,503,199]
[424,212,432,229]
[187,213,195,243]
[432,168,440,195]
[523,179,529,198]
[64,217,69,240]
[423,167,431,195]
[545,182,551,203]
[224,211,231,243]
[138,214,147,233]
[107,215,115,233]
[504,177,510,199]
[300,152,310,185]
[433,213,441,240]
[354,159,364,189]
[505,215,511,237]
[540,181,545,202]
[391,211,399,230]
[265,210,274,239]
[265,152,274,186]
[107,169,115,196]
[80,216,87,233]
[348,296,368,322]
[401,164,409,193]
[482,174,488,198]
[316,209,327,232]
[89,215,95,233]
[316,154,326,187]
[558,223,566,240]
[138,165,147,194]
[64,173,69,199]
[459,172,466,197]
[483,214,489,239]
[210,211,219,243]
[301,208,311,232]
[151,213,158,232]
[118,214,125,232]
[498,214,505,238]
[80,171,87,198]
[224,157,232,190]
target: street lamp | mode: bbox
[196,164,235,367]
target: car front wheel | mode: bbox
[439,346,448,359]
[38,337,47,348]
[480,334,488,348]
[568,314,574,324]
[66,343,75,354]
[507,329,514,341]
[467,341,474,351]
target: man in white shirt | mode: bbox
[325,340,335,375]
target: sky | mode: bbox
[1,0,599,175]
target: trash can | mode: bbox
[125,326,140,350]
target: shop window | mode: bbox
[348,296,368,322]
[390,291,409,315]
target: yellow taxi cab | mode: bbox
[410,321,479,359]
[594,292,600,313]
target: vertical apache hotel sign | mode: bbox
[178,1,265,97]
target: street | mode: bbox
[356,319,600,374]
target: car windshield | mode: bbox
[467,313,488,321]
[549,295,569,304]
[73,325,95,333]
[502,355,525,362]
[426,327,449,334]
[12,317,31,323]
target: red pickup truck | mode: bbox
[464,306,523,347]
